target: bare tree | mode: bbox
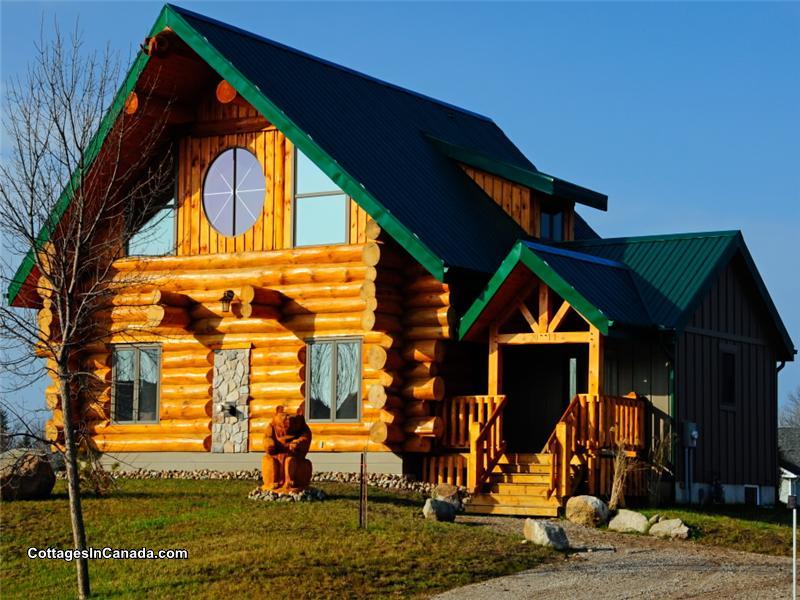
[779,386,800,428]
[0,20,174,599]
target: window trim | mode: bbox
[292,147,350,247]
[304,336,362,424]
[111,344,161,424]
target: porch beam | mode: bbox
[518,300,540,333]
[488,323,502,394]
[548,300,571,332]
[538,284,550,332]
[497,332,591,344]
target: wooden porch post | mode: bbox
[587,325,604,494]
[488,323,502,395]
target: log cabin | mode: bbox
[8,4,795,515]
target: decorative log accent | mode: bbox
[402,340,444,363]
[145,305,190,328]
[402,377,445,401]
[215,79,237,104]
[368,421,404,444]
[403,416,443,438]
[239,285,282,306]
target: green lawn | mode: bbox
[639,505,794,556]
[1,479,551,599]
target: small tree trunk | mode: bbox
[58,374,91,599]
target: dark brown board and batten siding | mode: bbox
[675,256,778,487]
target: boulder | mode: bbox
[565,495,609,527]
[0,452,56,501]
[648,514,660,525]
[432,483,462,511]
[649,518,690,540]
[523,519,569,550]
[423,498,456,522]
[608,509,649,534]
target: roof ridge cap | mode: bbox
[167,4,495,124]
[566,230,741,246]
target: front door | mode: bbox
[501,344,587,453]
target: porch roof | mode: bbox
[459,240,652,340]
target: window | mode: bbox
[540,209,564,242]
[203,147,266,237]
[127,200,176,256]
[306,338,361,422]
[112,345,161,423]
[720,347,737,408]
[293,150,348,246]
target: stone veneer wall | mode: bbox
[211,348,250,453]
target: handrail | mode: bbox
[444,395,505,449]
[544,392,646,499]
[467,394,507,493]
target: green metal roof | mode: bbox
[460,231,795,360]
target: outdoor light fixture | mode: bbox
[220,289,234,313]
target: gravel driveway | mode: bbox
[434,517,794,599]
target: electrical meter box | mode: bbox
[682,421,699,448]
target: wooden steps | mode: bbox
[464,452,562,517]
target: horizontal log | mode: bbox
[152,290,193,307]
[250,420,372,436]
[364,392,402,411]
[249,366,304,384]
[161,368,213,385]
[405,292,450,308]
[251,346,305,365]
[160,384,212,399]
[114,245,367,272]
[146,305,190,328]
[365,345,404,371]
[359,281,376,301]
[192,312,367,335]
[405,326,451,341]
[402,436,433,453]
[403,416,443,438]
[402,377,445,401]
[238,302,281,320]
[271,281,364,300]
[379,409,404,425]
[160,400,212,420]
[402,340,445,363]
[406,275,448,295]
[282,297,369,315]
[249,381,304,399]
[361,242,380,267]
[249,435,388,453]
[161,351,215,369]
[239,285,282,306]
[403,307,454,328]
[89,435,211,452]
[404,400,432,418]
[87,419,211,435]
[368,421,404,444]
[81,353,111,370]
[403,362,439,378]
[115,264,376,291]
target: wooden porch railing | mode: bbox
[467,395,507,492]
[443,395,506,449]
[544,392,645,499]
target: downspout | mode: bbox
[777,361,786,374]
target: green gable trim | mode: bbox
[6,10,170,306]
[458,241,613,340]
[8,4,446,305]
[164,7,444,280]
[427,135,608,211]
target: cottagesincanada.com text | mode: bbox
[27,547,189,561]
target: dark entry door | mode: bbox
[501,345,587,453]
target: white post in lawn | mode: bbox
[793,484,797,600]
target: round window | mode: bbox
[202,147,265,237]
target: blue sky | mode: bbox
[1,2,798,411]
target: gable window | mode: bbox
[720,345,737,408]
[203,147,266,237]
[306,338,361,422]
[540,209,564,242]
[112,345,161,423]
[293,150,348,247]
[127,200,176,256]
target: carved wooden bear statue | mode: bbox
[261,405,313,493]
